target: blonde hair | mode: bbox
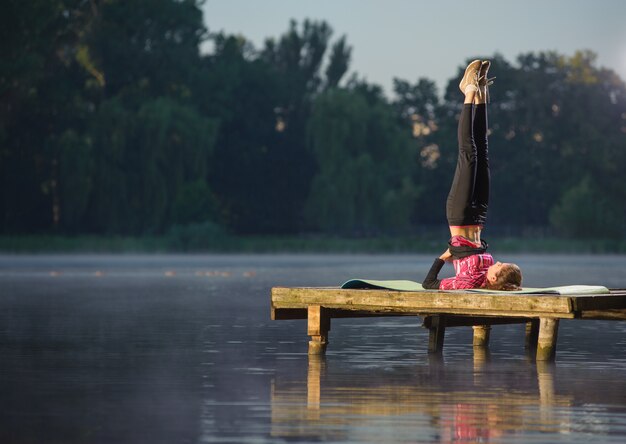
[484,263,522,291]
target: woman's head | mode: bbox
[485,261,522,291]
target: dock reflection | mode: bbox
[271,351,572,442]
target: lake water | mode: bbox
[1,253,625,443]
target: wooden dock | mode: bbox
[270,287,626,361]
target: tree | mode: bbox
[550,176,623,239]
[304,87,420,234]
[76,0,218,234]
[3,2,626,242]
[207,20,352,234]
[391,77,441,226]
[86,0,207,103]
[0,0,96,233]
[86,97,218,234]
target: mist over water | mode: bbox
[1,254,625,443]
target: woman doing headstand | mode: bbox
[422,60,522,291]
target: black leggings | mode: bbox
[446,104,490,226]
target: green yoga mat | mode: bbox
[340,279,610,295]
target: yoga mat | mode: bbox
[340,279,610,295]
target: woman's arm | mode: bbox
[422,249,452,289]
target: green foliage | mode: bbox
[88,97,218,234]
[172,180,220,225]
[305,88,420,234]
[1,2,625,241]
[166,221,229,251]
[0,0,96,233]
[209,19,352,234]
[86,0,207,101]
[393,77,439,122]
[325,36,352,89]
[58,130,95,231]
[550,176,623,239]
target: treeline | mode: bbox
[2,0,625,240]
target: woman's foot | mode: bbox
[476,60,495,103]
[459,60,481,96]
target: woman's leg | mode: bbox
[446,90,478,226]
[471,62,492,225]
[471,102,490,225]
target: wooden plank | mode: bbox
[272,308,567,323]
[578,309,626,320]
[271,287,574,315]
[271,308,307,320]
[276,303,574,319]
[570,291,626,319]
[570,294,626,311]
[272,308,426,320]
[326,310,417,318]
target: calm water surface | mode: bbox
[1,253,625,443]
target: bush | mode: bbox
[171,180,220,225]
[166,221,231,251]
[550,177,623,239]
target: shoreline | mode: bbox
[1,234,624,254]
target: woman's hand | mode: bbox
[439,248,452,262]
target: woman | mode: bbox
[422,60,522,291]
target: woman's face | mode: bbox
[487,261,508,282]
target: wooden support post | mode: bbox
[525,319,540,350]
[308,305,330,355]
[472,325,491,347]
[427,315,446,354]
[536,318,559,361]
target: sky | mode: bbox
[202,0,626,97]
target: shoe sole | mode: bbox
[478,61,490,84]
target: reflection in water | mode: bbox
[271,352,579,442]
